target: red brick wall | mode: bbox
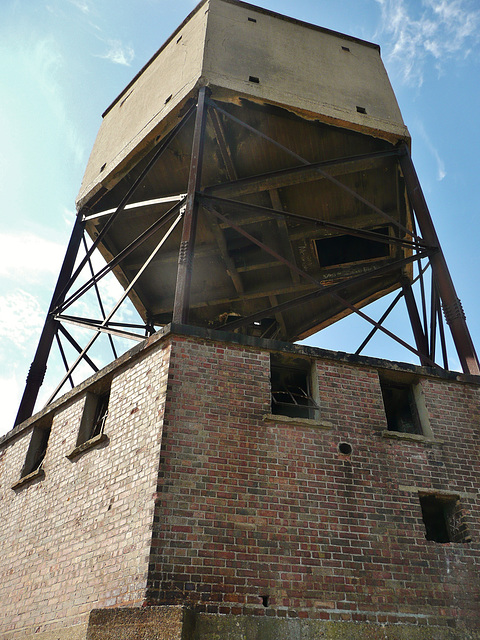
[148,334,480,632]
[1,329,479,637]
[0,338,171,638]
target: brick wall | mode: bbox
[0,337,171,638]
[1,328,479,637]
[147,332,480,633]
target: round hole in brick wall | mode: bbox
[338,442,352,456]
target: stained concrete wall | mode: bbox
[77,0,409,210]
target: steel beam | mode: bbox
[14,215,85,426]
[205,149,401,199]
[399,144,480,375]
[172,87,209,323]
[208,99,418,241]
[402,280,430,366]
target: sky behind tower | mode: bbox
[1,0,480,435]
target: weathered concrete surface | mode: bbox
[194,615,480,640]
[77,0,409,209]
[86,606,195,640]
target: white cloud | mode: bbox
[0,290,44,348]
[24,36,86,165]
[415,120,447,181]
[98,39,135,66]
[376,0,480,86]
[0,232,65,281]
[0,373,23,437]
[68,0,92,13]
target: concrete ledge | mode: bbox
[86,606,195,640]
[381,430,443,445]
[263,413,334,429]
[11,467,45,491]
[67,433,110,460]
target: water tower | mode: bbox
[15,0,479,424]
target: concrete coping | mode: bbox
[66,433,110,461]
[381,430,443,446]
[263,413,334,429]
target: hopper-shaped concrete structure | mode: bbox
[77,0,413,341]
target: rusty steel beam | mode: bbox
[220,250,430,333]
[199,194,428,252]
[57,105,195,310]
[208,98,418,242]
[402,280,430,366]
[14,215,85,426]
[48,213,183,404]
[206,200,436,364]
[172,87,209,324]
[206,105,244,295]
[57,324,99,373]
[83,235,118,360]
[55,332,74,390]
[58,202,183,314]
[205,148,401,199]
[398,144,480,375]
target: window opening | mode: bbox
[21,423,52,478]
[314,227,389,268]
[271,354,319,420]
[249,75,260,84]
[77,390,110,446]
[356,106,367,114]
[380,379,422,435]
[419,494,471,544]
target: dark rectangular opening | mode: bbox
[271,354,319,420]
[249,76,260,84]
[342,46,350,51]
[21,423,52,477]
[380,380,422,435]
[356,106,367,114]
[248,17,257,22]
[420,494,471,543]
[77,390,110,446]
[314,227,390,268]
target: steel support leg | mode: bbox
[14,215,85,426]
[172,87,209,324]
[399,144,480,375]
[402,280,430,366]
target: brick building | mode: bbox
[3,1,480,638]
[1,325,479,638]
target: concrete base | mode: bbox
[84,607,480,640]
[86,606,195,640]
[195,615,480,640]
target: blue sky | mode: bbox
[1,0,480,435]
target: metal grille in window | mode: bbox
[271,362,319,420]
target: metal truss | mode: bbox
[14,87,480,426]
